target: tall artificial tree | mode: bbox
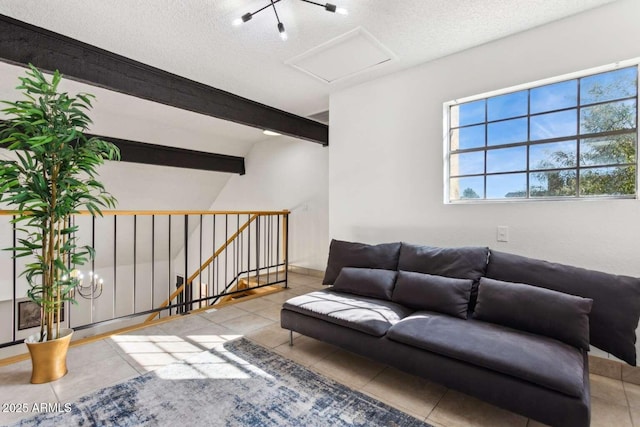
[0,65,120,342]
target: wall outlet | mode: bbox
[497,226,509,242]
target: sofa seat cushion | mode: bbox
[387,312,585,397]
[283,290,415,337]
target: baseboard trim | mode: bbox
[588,354,640,385]
[288,265,324,279]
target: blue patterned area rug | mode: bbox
[13,338,431,426]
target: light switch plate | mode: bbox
[497,226,509,242]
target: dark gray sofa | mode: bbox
[280,240,640,427]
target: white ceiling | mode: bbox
[0,0,617,156]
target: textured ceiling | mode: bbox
[0,0,618,156]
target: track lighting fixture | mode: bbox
[233,0,348,40]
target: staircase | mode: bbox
[146,211,289,321]
[216,275,277,304]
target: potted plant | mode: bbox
[0,65,120,383]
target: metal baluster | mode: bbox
[256,215,260,281]
[12,215,16,343]
[168,215,171,317]
[113,216,117,319]
[151,215,155,312]
[133,215,137,314]
[213,215,217,304]
[235,214,239,286]
[199,214,203,309]
[284,213,289,287]
[277,215,281,283]
[225,215,228,296]
[247,214,251,289]
[184,215,188,313]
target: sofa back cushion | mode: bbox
[392,271,473,319]
[398,243,489,310]
[474,277,593,350]
[398,243,489,279]
[323,239,401,285]
[486,250,640,365]
[332,267,398,300]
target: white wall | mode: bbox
[94,162,231,211]
[209,136,329,271]
[0,145,224,215]
[329,0,640,278]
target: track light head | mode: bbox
[233,12,253,26]
[324,3,348,15]
[277,22,288,41]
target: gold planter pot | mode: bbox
[25,328,73,384]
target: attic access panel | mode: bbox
[286,27,395,84]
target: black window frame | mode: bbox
[445,64,639,203]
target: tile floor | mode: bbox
[0,272,638,426]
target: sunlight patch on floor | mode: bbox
[187,334,243,350]
[109,333,273,380]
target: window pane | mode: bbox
[580,99,637,134]
[487,118,527,146]
[580,166,636,196]
[530,80,577,114]
[450,176,484,200]
[451,151,484,176]
[486,173,527,199]
[488,90,528,121]
[487,146,526,173]
[580,135,637,166]
[580,67,638,105]
[451,100,485,127]
[530,170,577,197]
[529,141,577,170]
[446,65,638,202]
[450,124,485,150]
[530,109,577,140]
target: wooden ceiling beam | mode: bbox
[0,14,329,145]
[93,134,246,174]
[0,122,246,174]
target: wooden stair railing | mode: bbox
[145,214,259,322]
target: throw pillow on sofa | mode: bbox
[323,239,401,285]
[474,277,593,349]
[486,249,640,366]
[392,271,473,319]
[397,243,489,311]
[332,267,398,300]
